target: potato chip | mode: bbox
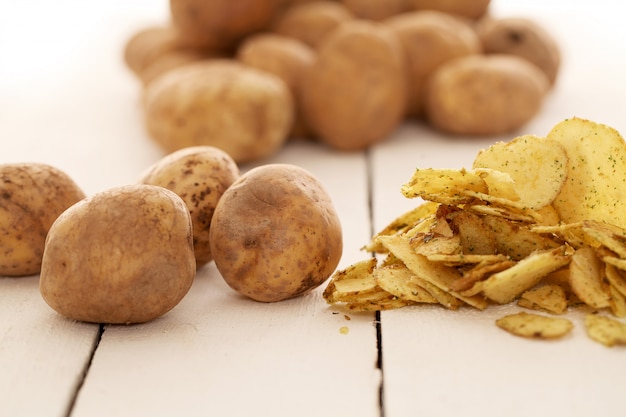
[584,313,626,347]
[548,118,626,229]
[483,215,562,261]
[446,210,497,255]
[377,234,488,310]
[323,258,377,304]
[345,294,416,312]
[466,203,539,223]
[581,220,626,259]
[482,246,570,304]
[364,202,439,253]
[400,168,486,202]
[374,264,438,304]
[409,276,464,310]
[496,312,573,339]
[569,247,611,309]
[411,235,461,257]
[450,258,516,291]
[471,167,520,201]
[472,134,569,209]
[518,284,568,315]
[608,285,626,318]
[604,263,626,298]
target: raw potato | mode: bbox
[140,146,240,267]
[410,0,491,20]
[301,20,407,150]
[139,49,217,87]
[341,0,411,21]
[169,0,277,50]
[272,1,354,49]
[425,54,549,135]
[0,163,85,276]
[144,60,294,163]
[236,33,316,139]
[209,164,343,302]
[39,184,196,324]
[477,17,561,85]
[123,26,187,78]
[386,10,482,117]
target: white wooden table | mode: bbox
[2,2,625,416]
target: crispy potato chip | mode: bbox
[569,247,611,309]
[472,134,568,210]
[471,168,520,201]
[496,312,573,339]
[483,215,562,261]
[364,202,439,253]
[426,253,509,265]
[400,168,486,201]
[604,264,626,298]
[608,285,626,318]
[466,203,539,223]
[411,235,461,257]
[581,220,626,259]
[409,276,464,310]
[518,284,568,315]
[548,118,626,229]
[446,210,497,255]
[374,264,438,303]
[323,258,377,304]
[534,205,561,226]
[584,313,626,347]
[377,235,488,310]
[345,295,416,312]
[450,259,516,291]
[482,246,570,304]
[531,222,594,249]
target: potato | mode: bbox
[140,146,240,267]
[123,26,186,77]
[144,59,294,163]
[39,184,195,324]
[209,164,343,302]
[0,163,85,276]
[169,0,277,50]
[477,17,561,85]
[301,20,407,150]
[341,0,411,21]
[139,49,217,87]
[236,33,316,139]
[410,0,491,20]
[272,1,354,49]
[424,54,549,135]
[386,10,482,117]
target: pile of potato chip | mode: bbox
[323,117,626,347]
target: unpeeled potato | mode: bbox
[301,20,407,150]
[209,164,343,302]
[140,146,240,267]
[143,59,294,163]
[236,33,316,139]
[425,54,549,135]
[386,10,482,117]
[39,184,195,324]
[0,163,85,276]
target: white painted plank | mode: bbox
[0,276,99,417]
[71,143,381,417]
[370,2,626,416]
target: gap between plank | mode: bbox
[64,323,105,417]
[365,148,385,417]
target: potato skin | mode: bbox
[0,163,85,276]
[425,54,548,135]
[39,184,196,324]
[272,1,354,49]
[169,0,277,50]
[476,17,561,86]
[144,60,294,163]
[410,0,491,20]
[236,33,316,139]
[140,146,240,267]
[386,10,482,117]
[209,164,342,302]
[301,20,407,150]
